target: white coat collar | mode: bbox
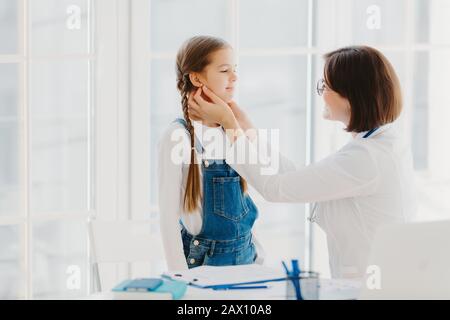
[354,123,393,139]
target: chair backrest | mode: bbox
[89,219,164,264]
[88,218,165,292]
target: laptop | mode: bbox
[359,220,450,300]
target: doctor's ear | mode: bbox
[189,73,204,88]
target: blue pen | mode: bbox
[291,259,303,300]
[282,260,301,299]
[282,261,290,275]
[292,259,300,275]
[213,285,268,290]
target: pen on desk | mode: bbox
[291,259,303,300]
[282,261,290,275]
[292,259,300,275]
[213,285,269,290]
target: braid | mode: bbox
[180,75,202,212]
[180,74,195,157]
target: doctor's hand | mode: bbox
[227,101,255,133]
[188,86,239,130]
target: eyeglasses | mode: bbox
[316,78,328,96]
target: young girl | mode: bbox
[158,36,263,271]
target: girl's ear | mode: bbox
[189,72,204,88]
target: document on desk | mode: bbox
[162,264,286,288]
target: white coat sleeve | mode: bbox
[225,135,379,203]
[255,129,298,174]
[158,124,190,271]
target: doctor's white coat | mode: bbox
[225,123,417,279]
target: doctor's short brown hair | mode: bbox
[323,46,402,133]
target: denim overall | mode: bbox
[174,118,259,269]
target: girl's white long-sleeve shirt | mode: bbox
[158,120,276,271]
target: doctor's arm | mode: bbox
[188,85,379,202]
[227,135,380,203]
[227,101,298,174]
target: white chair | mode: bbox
[88,218,165,292]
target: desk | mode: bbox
[81,279,361,300]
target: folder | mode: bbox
[113,278,163,292]
[112,278,187,300]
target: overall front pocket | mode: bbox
[212,176,249,221]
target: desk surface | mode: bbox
[82,279,361,300]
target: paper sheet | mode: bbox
[163,264,285,287]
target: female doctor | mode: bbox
[187,46,417,279]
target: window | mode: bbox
[0,0,94,299]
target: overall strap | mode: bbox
[173,118,204,154]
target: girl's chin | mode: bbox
[218,93,233,103]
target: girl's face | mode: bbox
[321,81,351,126]
[194,48,238,103]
